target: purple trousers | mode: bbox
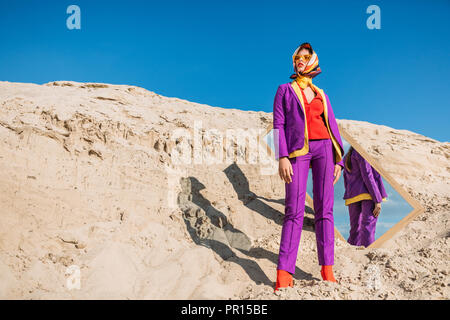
[277,139,335,274]
[347,200,377,247]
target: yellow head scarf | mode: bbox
[290,44,322,89]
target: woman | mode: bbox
[342,146,388,247]
[273,43,345,291]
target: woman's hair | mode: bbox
[295,42,313,55]
[344,146,354,172]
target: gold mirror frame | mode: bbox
[260,123,425,248]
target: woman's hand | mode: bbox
[373,202,381,217]
[333,164,342,185]
[279,157,293,183]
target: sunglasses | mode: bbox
[293,54,312,62]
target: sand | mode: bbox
[0,80,448,299]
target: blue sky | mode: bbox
[0,0,449,141]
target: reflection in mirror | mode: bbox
[306,137,413,247]
[264,128,275,155]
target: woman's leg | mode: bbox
[347,201,362,246]
[359,200,378,247]
[277,154,311,275]
[310,139,335,266]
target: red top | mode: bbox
[300,87,330,140]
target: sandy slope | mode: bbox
[0,81,448,299]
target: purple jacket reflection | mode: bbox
[342,150,388,205]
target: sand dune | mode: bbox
[0,81,448,299]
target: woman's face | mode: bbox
[295,48,311,73]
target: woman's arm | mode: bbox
[356,153,383,203]
[273,85,289,160]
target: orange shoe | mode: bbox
[320,265,337,283]
[274,269,294,292]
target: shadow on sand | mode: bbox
[177,162,318,285]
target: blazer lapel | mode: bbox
[289,81,306,116]
[310,83,343,163]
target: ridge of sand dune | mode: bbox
[0,81,448,299]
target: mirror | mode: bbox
[306,137,414,247]
[263,126,424,248]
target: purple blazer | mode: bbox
[342,150,388,203]
[272,81,345,168]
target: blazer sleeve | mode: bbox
[337,158,344,169]
[356,153,383,203]
[374,169,388,199]
[273,85,289,159]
